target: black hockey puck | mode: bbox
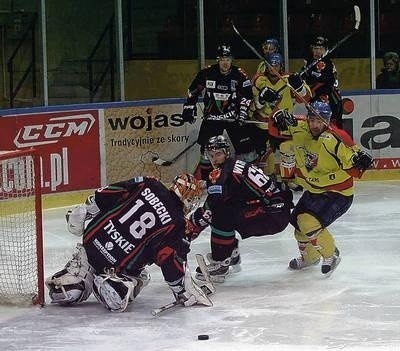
[198,334,209,340]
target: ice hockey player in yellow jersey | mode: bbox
[270,101,373,275]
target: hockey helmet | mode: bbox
[311,36,329,49]
[205,135,231,157]
[216,44,233,59]
[170,173,203,212]
[265,53,284,67]
[262,38,280,52]
[307,101,332,122]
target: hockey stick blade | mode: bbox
[151,300,180,316]
[354,5,361,30]
[152,157,172,166]
[152,140,198,167]
[300,5,361,77]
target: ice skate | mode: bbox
[195,248,241,283]
[321,248,341,276]
[288,256,320,270]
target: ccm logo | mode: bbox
[14,114,95,147]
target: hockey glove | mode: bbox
[258,87,281,105]
[351,150,374,171]
[182,104,197,124]
[185,208,212,240]
[236,105,248,126]
[288,73,304,92]
[272,109,298,131]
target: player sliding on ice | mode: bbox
[46,174,213,312]
[270,101,373,275]
[187,135,294,283]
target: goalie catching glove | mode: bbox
[352,150,373,171]
[272,109,298,131]
[65,195,100,236]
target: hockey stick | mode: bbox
[205,116,268,125]
[152,140,198,166]
[273,5,361,96]
[232,22,325,123]
[232,22,358,147]
[151,300,180,316]
[300,5,361,77]
[151,255,215,316]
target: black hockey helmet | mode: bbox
[311,36,328,49]
[205,135,231,157]
[216,44,233,59]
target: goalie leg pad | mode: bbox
[174,265,212,307]
[92,271,139,312]
[45,244,94,305]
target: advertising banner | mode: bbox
[345,94,400,170]
[0,110,101,194]
[104,104,200,184]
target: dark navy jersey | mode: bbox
[186,64,252,118]
[302,57,337,97]
[204,159,293,238]
[82,177,187,279]
[205,159,276,209]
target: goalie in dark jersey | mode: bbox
[46,174,213,312]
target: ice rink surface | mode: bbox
[1,181,400,351]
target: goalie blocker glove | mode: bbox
[182,103,197,124]
[272,109,298,131]
[352,150,374,171]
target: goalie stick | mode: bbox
[152,140,198,166]
[151,254,215,316]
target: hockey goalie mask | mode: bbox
[170,173,203,213]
